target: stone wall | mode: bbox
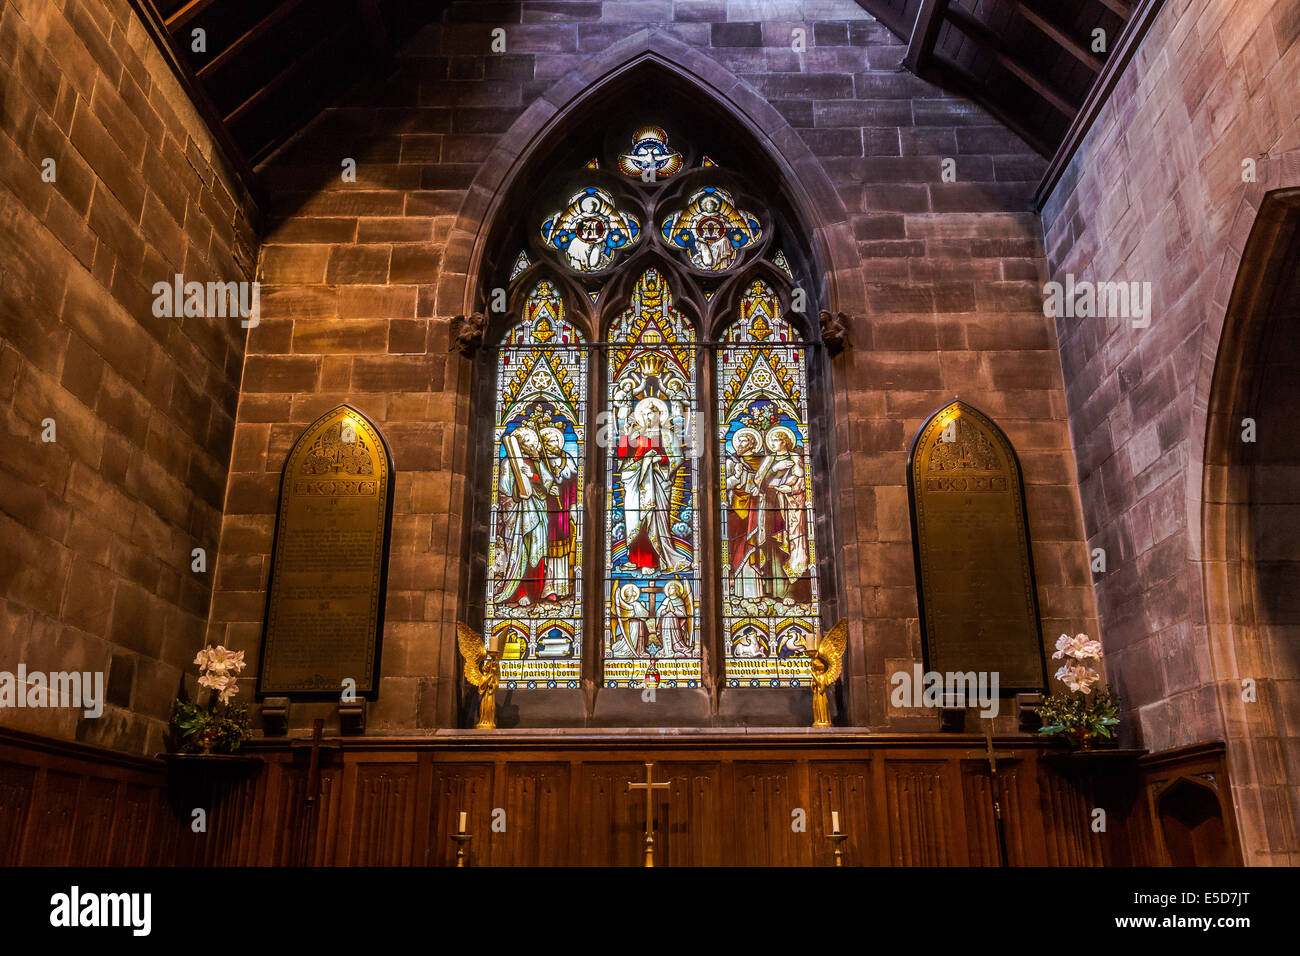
[212,0,1096,735]
[0,0,257,754]
[1039,0,1300,862]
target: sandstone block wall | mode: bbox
[210,0,1096,734]
[0,0,257,755]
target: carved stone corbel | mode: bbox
[819,309,851,356]
[452,311,486,356]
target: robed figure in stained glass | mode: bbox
[718,281,821,686]
[753,425,811,592]
[484,280,587,686]
[493,422,550,606]
[618,393,691,573]
[725,419,810,603]
[539,426,579,600]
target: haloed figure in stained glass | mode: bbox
[605,269,702,686]
[494,409,580,607]
[618,387,690,574]
[485,280,586,685]
[725,416,811,604]
[719,280,821,686]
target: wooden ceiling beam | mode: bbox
[196,0,311,79]
[163,0,219,30]
[942,4,1080,117]
[223,23,352,128]
[125,0,266,210]
[1010,0,1104,72]
[904,0,951,74]
[1095,0,1133,20]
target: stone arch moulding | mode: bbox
[442,34,865,726]
[1197,178,1300,866]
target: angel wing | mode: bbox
[457,623,489,686]
[815,618,848,685]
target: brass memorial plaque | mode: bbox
[908,401,1047,691]
[258,405,393,699]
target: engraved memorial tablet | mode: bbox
[908,401,1046,691]
[258,405,393,699]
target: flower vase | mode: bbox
[1068,728,1095,751]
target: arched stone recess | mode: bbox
[437,31,866,726]
[1196,160,1300,865]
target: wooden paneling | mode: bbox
[1,728,1176,866]
[427,762,493,867]
[0,730,177,867]
[0,762,36,865]
[885,760,958,865]
[499,763,570,866]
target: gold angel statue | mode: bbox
[457,624,500,729]
[807,619,848,728]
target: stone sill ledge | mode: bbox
[243,727,1073,751]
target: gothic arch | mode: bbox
[436,30,864,322]
[1199,177,1300,865]
[449,45,855,725]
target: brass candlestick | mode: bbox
[452,831,472,867]
[827,831,849,866]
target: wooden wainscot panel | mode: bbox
[0,728,178,866]
[0,731,1156,866]
[426,761,494,867]
[0,761,37,865]
[578,761,655,867]
[1139,742,1241,866]
[731,761,807,866]
[809,759,873,866]
[656,761,724,867]
[497,762,571,866]
[340,757,420,865]
[882,758,961,866]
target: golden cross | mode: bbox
[627,762,671,867]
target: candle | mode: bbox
[486,632,503,654]
[458,811,467,833]
[831,810,840,834]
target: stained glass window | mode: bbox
[509,250,530,281]
[604,269,701,688]
[617,126,684,180]
[484,126,827,705]
[660,186,762,272]
[483,280,587,688]
[717,280,820,686]
[541,186,640,273]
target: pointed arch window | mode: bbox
[484,280,587,688]
[477,117,829,697]
[718,280,820,686]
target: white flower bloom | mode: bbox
[218,678,239,703]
